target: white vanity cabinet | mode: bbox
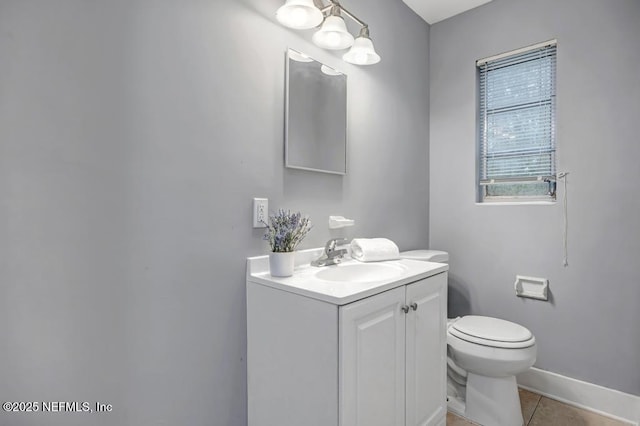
[247,256,447,426]
[340,273,447,426]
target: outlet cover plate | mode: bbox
[253,198,268,228]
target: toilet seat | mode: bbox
[449,316,535,349]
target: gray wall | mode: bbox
[430,0,640,395]
[0,0,429,425]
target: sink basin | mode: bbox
[314,262,406,283]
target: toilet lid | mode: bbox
[400,250,449,263]
[450,316,535,349]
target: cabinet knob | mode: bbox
[401,305,410,314]
[410,302,418,311]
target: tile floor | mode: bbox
[446,388,631,425]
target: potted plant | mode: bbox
[263,209,312,277]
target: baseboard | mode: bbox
[517,367,640,425]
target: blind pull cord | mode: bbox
[557,172,569,267]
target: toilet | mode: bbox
[400,250,537,426]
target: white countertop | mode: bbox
[246,248,448,305]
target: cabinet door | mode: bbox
[339,287,406,426]
[405,273,447,426]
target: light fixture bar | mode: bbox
[277,0,380,65]
[326,0,367,28]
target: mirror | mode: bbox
[285,48,347,175]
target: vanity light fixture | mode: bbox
[342,26,380,65]
[277,0,381,65]
[276,0,324,30]
[312,5,354,50]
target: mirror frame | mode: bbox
[284,48,348,175]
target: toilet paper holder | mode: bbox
[514,275,549,301]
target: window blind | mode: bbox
[478,41,557,187]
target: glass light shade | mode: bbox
[343,36,381,65]
[276,0,323,30]
[312,16,355,50]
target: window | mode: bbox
[477,40,557,202]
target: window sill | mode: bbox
[475,201,556,206]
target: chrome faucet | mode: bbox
[311,238,349,267]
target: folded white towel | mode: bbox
[350,238,400,262]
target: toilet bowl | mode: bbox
[448,315,536,425]
[400,250,537,426]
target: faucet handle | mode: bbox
[311,238,350,267]
[325,238,349,252]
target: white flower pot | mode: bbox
[269,251,296,277]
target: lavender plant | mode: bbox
[263,209,312,253]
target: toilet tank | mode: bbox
[400,249,449,263]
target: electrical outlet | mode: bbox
[253,198,268,228]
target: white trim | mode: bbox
[475,201,556,206]
[476,39,557,65]
[517,367,640,425]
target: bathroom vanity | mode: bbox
[246,249,448,426]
